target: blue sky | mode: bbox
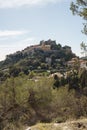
[0,0,87,61]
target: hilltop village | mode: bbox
[0,40,87,130]
[0,39,87,81]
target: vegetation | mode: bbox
[70,0,87,35]
[81,42,87,57]
[0,67,87,129]
[0,39,87,129]
[0,40,76,83]
[70,0,87,56]
[0,1,87,130]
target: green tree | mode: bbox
[81,42,87,56]
[53,75,60,89]
[70,0,87,35]
[9,66,21,77]
[80,68,87,88]
[60,76,67,86]
[67,71,80,91]
[70,0,87,56]
[57,43,62,50]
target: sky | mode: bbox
[0,0,87,61]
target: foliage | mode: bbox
[70,0,87,55]
[53,75,60,89]
[81,42,87,56]
[70,0,87,34]
[9,66,21,77]
[0,40,76,81]
[0,71,87,129]
[53,68,87,96]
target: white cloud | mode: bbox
[0,0,69,8]
[0,30,27,37]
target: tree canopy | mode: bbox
[70,0,87,35]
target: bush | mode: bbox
[0,73,87,129]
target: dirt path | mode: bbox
[25,118,87,130]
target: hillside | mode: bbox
[0,39,76,80]
[0,41,87,129]
[0,40,76,69]
[0,73,87,130]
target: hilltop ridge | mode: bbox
[0,39,76,71]
[0,39,77,81]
